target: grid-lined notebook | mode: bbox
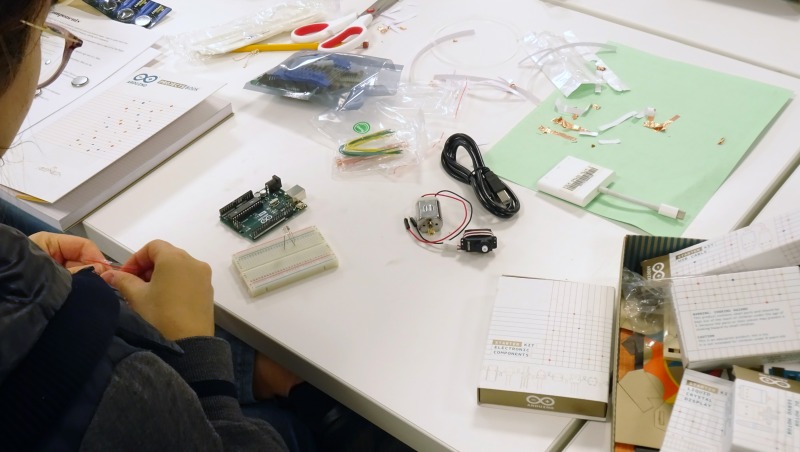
[477,275,615,420]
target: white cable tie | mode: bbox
[409,29,476,83]
[433,74,539,103]
[597,138,621,144]
[598,111,637,132]
[594,69,603,94]
[579,130,598,137]
[518,41,617,65]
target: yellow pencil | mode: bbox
[231,42,320,53]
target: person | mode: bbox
[0,1,412,451]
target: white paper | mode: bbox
[20,5,160,133]
[2,70,223,203]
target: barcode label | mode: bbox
[563,166,598,191]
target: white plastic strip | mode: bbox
[433,74,539,103]
[598,110,637,132]
[554,98,590,117]
[598,139,621,145]
[408,29,476,83]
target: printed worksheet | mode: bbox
[21,4,160,132]
[2,70,222,203]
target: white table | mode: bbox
[754,164,800,222]
[81,0,800,450]
[541,0,800,79]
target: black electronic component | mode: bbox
[458,229,497,253]
[265,175,282,194]
[219,178,307,241]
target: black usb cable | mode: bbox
[440,133,520,218]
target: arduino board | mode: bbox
[219,175,307,241]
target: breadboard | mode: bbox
[232,225,338,296]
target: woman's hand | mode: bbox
[29,232,110,274]
[100,240,215,341]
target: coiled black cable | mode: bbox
[440,133,520,218]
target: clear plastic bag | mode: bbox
[520,31,615,97]
[167,0,331,60]
[620,268,672,335]
[314,82,465,175]
[316,99,424,175]
[244,51,403,110]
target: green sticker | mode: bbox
[353,122,370,134]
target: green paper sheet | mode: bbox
[485,43,793,236]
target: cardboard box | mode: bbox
[641,208,800,280]
[612,235,702,451]
[670,266,800,370]
[478,275,616,421]
[730,366,800,451]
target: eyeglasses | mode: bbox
[20,20,84,89]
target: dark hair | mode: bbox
[0,0,52,93]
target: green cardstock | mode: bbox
[485,43,793,236]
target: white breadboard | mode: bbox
[232,225,338,296]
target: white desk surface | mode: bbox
[755,165,800,222]
[542,0,800,79]
[81,0,800,450]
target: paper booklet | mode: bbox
[478,275,616,420]
[0,70,230,231]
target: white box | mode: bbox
[731,366,800,451]
[477,275,616,420]
[670,266,800,370]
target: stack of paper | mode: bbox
[1,70,230,230]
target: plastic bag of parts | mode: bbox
[244,51,403,110]
[387,81,466,156]
[620,268,674,336]
[520,30,614,97]
[167,0,333,60]
[315,98,425,176]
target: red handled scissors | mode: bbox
[290,0,400,52]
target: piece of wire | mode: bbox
[440,133,520,218]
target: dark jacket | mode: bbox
[0,224,288,451]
